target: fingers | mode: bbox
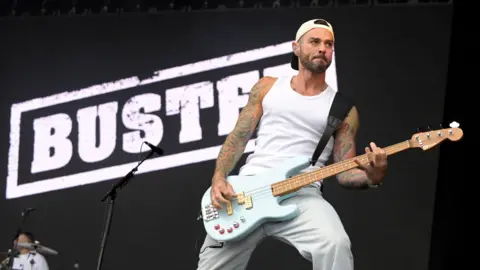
[357,143,382,169]
[211,182,235,209]
[217,188,230,205]
[220,183,235,201]
[365,142,387,170]
[227,183,237,199]
[370,142,387,161]
[354,158,370,171]
[370,142,382,154]
[210,190,222,209]
[211,189,229,209]
[370,142,387,156]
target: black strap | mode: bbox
[310,91,353,166]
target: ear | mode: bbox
[292,41,299,56]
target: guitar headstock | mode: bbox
[409,121,463,150]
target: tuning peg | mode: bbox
[449,121,460,128]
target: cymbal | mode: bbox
[16,242,58,256]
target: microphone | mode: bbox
[144,142,164,156]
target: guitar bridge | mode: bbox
[202,204,219,222]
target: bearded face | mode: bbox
[298,49,331,73]
[295,28,334,74]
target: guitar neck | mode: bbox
[271,140,411,196]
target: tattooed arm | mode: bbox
[214,76,274,178]
[210,76,275,209]
[333,106,372,189]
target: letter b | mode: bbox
[31,113,73,174]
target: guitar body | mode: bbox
[200,156,312,243]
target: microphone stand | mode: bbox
[6,209,33,268]
[96,148,158,270]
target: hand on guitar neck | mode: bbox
[353,142,388,186]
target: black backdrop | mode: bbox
[0,6,453,270]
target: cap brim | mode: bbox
[290,53,298,70]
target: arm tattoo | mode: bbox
[214,78,270,177]
[333,107,370,189]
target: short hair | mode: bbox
[13,231,35,243]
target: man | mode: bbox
[11,232,49,270]
[197,19,388,269]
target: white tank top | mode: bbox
[238,75,337,182]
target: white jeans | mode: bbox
[197,186,354,270]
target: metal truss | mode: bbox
[0,0,453,18]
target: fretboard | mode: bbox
[271,140,411,196]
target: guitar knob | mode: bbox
[214,224,220,230]
[233,222,239,228]
[219,228,225,234]
[240,216,246,222]
[227,228,233,233]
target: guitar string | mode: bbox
[208,143,410,216]
[215,143,408,204]
[232,158,359,198]
[207,136,458,220]
[227,135,449,202]
[224,159,390,204]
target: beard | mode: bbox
[299,53,331,74]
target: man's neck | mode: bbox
[293,68,327,96]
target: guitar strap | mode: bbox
[310,91,353,167]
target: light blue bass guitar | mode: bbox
[200,124,463,242]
